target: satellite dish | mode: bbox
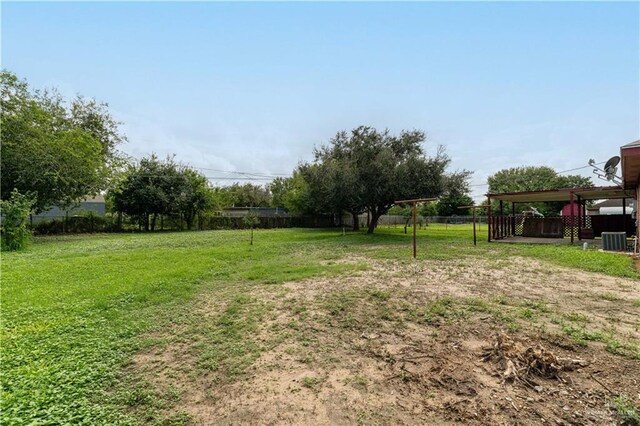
[604,156,620,170]
[604,156,620,180]
[588,155,622,185]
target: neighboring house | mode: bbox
[486,139,639,243]
[621,140,640,239]
[31,196,106,223]
[587,198,634,216]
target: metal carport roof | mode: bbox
[487,186,634,202]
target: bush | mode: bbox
[32,213,113,235]
[1,189,35,251]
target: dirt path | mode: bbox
[130,256,640,425]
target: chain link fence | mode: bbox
[27,212,484,235]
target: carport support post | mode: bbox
[499,200,504,238]
[577,195,582,241]
[570,192,575,244]
[511,203,516,236]
[487,196,492,242]
[584,199,587,230]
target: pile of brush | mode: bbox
[482,333,587,386]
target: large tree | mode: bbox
[220,183,271,208]
[487,166,592,193]
[1,71,125,212]
[306,126,449,233]
[269,177,292,209]
[281,170,314,215]
[111,155,172,231]
[110,155,214,231]
[487,166,593,216]
[176,168,216,230]
[436,170,474,216]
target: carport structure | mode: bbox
[486,186,635,244]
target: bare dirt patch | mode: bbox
[130,256,640,425]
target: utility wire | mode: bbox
[191,166,290,178]
[470,160,608,190]
[134,160,609,186]
[124,175,274,181]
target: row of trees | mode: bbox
[487,166,592,216]
[1,69,595,248]
[0,70,477,242]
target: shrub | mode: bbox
[1,189,35,251]
[32,213,113,235]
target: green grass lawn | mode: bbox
[1,225,637,424]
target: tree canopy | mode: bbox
[487,166,592,193]
[269,177,291,209]
[298,126,450,233]
[487,166,593,216]
[218,183,271,208]
[435,170,474,216]
[1,71,126,212]
[110,155,214,231]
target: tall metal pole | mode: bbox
[413,202,417,258]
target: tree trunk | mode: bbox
[351,212,360,231]
[151,213,157,231]
[367,210,382,234]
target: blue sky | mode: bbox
[2,2,639,199]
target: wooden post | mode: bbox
[459,205,489,246]
[511,203,516,236]
[413,203,417,258]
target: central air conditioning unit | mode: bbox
[601,232,626,251]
